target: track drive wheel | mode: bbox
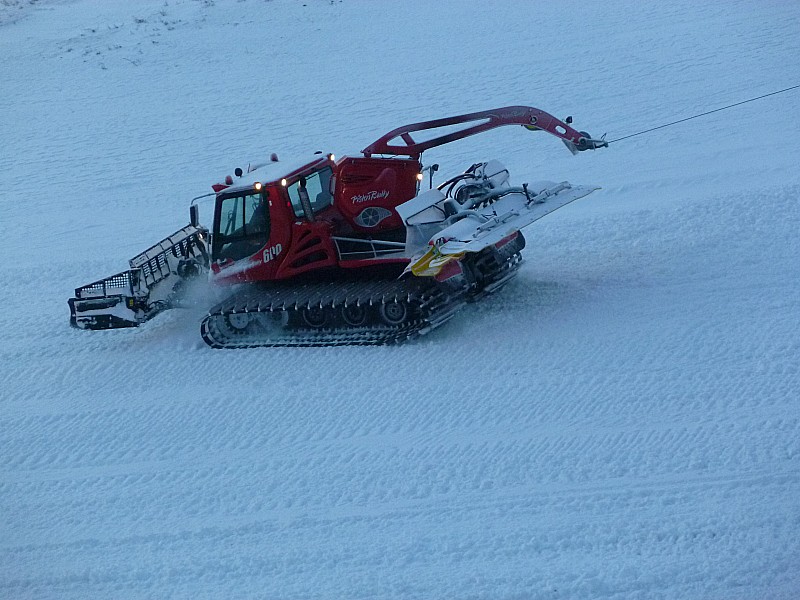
[301,305,329,328]
[226,312,252,331]
[341,303,368,326]
[379,299,408,325]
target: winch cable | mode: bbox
[605,84,800,145]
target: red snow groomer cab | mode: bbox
[208,151,419,286]
[68,106,606,347]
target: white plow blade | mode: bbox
[399,180,599,276]
[435,182,598,256]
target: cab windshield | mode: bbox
[212,192,270,261]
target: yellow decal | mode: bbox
[409,246,465,277]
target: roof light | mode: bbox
[416,172,424,181]
[254,182,263,191]
[280,178,287,187]
[328,153,335,162]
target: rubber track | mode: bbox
[201,239,525,348]
[200,277,463,348]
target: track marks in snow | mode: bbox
[2,471,798,599]
[3,390,797,542]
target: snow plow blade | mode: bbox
[69,224,209,330]
[69,270,146,330]
[397,161,599,278]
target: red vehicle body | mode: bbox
[209,153,421,286]
[208,105,597,287]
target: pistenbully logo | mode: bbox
[351,190,389,204]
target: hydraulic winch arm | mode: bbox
[361,105,607,158]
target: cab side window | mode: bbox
[215,192,270,261]
[287,167,333,218]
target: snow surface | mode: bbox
[2,0,800,598]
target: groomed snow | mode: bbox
[1,1,799,598]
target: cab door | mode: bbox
[213,191,271,264]
[276,166,339,277]
[285,167,334,220]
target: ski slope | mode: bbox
[2,0,800,598]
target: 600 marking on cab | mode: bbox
[263,244,282,263]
